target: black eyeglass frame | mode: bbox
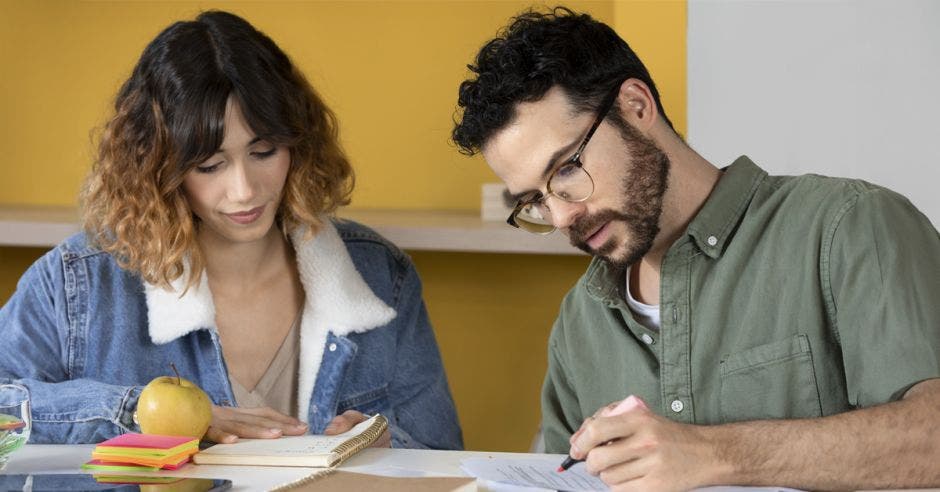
[506,81,624,232]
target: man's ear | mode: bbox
[615,78,658,132]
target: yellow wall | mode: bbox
[0,0,684,451]
[614,0,687,136]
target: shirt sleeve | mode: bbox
[0,247,141,443]
[827,187,940,407]
[386,258,463,450]
[541,317,584,454]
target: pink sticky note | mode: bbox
[97,433,196,450]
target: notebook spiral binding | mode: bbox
[269,468,337,491]
[270,415,389,491]
[327,414,388,467]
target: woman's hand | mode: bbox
[323,410,391,448]
[205,405,308,443]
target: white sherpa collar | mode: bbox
[144,219,397,419]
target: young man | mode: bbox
[452,7,939,491]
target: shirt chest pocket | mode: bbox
[719,334,823,422]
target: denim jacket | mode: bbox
[0,218,463,449]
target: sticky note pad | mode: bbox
[95,433,198,457]
[81,460,160,472]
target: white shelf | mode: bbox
[0,205,584,255]
[0,205,82,248]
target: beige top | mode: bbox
[229,311,302,418]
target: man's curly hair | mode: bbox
[452,6,674,156]
[82,11,353,291]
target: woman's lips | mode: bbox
[224,205,265,225]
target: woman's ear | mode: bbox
[615,78,658,132]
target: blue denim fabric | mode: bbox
[0,219,463,449]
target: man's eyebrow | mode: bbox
[507,138,582,203]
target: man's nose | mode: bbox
[546,195,585,230]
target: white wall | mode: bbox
[688,0,940,226]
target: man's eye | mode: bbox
[555,162,580,178]
[522,202,548,220]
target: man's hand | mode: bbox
[324,410,391,448]
[569,401,727,492]
[205,405,308,443]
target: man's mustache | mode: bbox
[568,209,630,250]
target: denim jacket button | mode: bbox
[312,404,319,414]
[328,343,337,352]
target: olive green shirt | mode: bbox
[542,156,940,453]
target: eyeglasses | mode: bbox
[506,83,621,234]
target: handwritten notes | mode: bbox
[460,457,807,492]
[461,457,607,491]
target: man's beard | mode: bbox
[568,121,670,269]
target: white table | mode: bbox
[3,445,937,491]
[1,444,559,490]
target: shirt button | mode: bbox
[328,343,337,352]
[670,399,684,413]
[707,235,718,246]
[312,405,319,414]
[641,334,654,345]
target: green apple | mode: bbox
[136,365,212,439]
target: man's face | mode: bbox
[482,86,670,268]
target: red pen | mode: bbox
[557,455,583,472]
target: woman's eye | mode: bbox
[196,163,221,174]
[253,148,277,159]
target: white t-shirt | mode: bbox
[624,267,661,331]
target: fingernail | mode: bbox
[269,428,282,436]
[295,423,308,429]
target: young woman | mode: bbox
[0,10,462,449]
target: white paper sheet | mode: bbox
[461,457,607,491]
[460,457,806,492]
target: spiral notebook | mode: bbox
[192,415,387,468]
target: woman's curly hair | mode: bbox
[452,6,674,156]
[82,10,353,290]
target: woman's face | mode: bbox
[182,98,290,246]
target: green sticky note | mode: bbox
[82,460,160,472]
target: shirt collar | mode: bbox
[686,155,767,259]
[584,156,767,302]
[144,219,395,344]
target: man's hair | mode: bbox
[82,10,353,290]
[452,6,674,156]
